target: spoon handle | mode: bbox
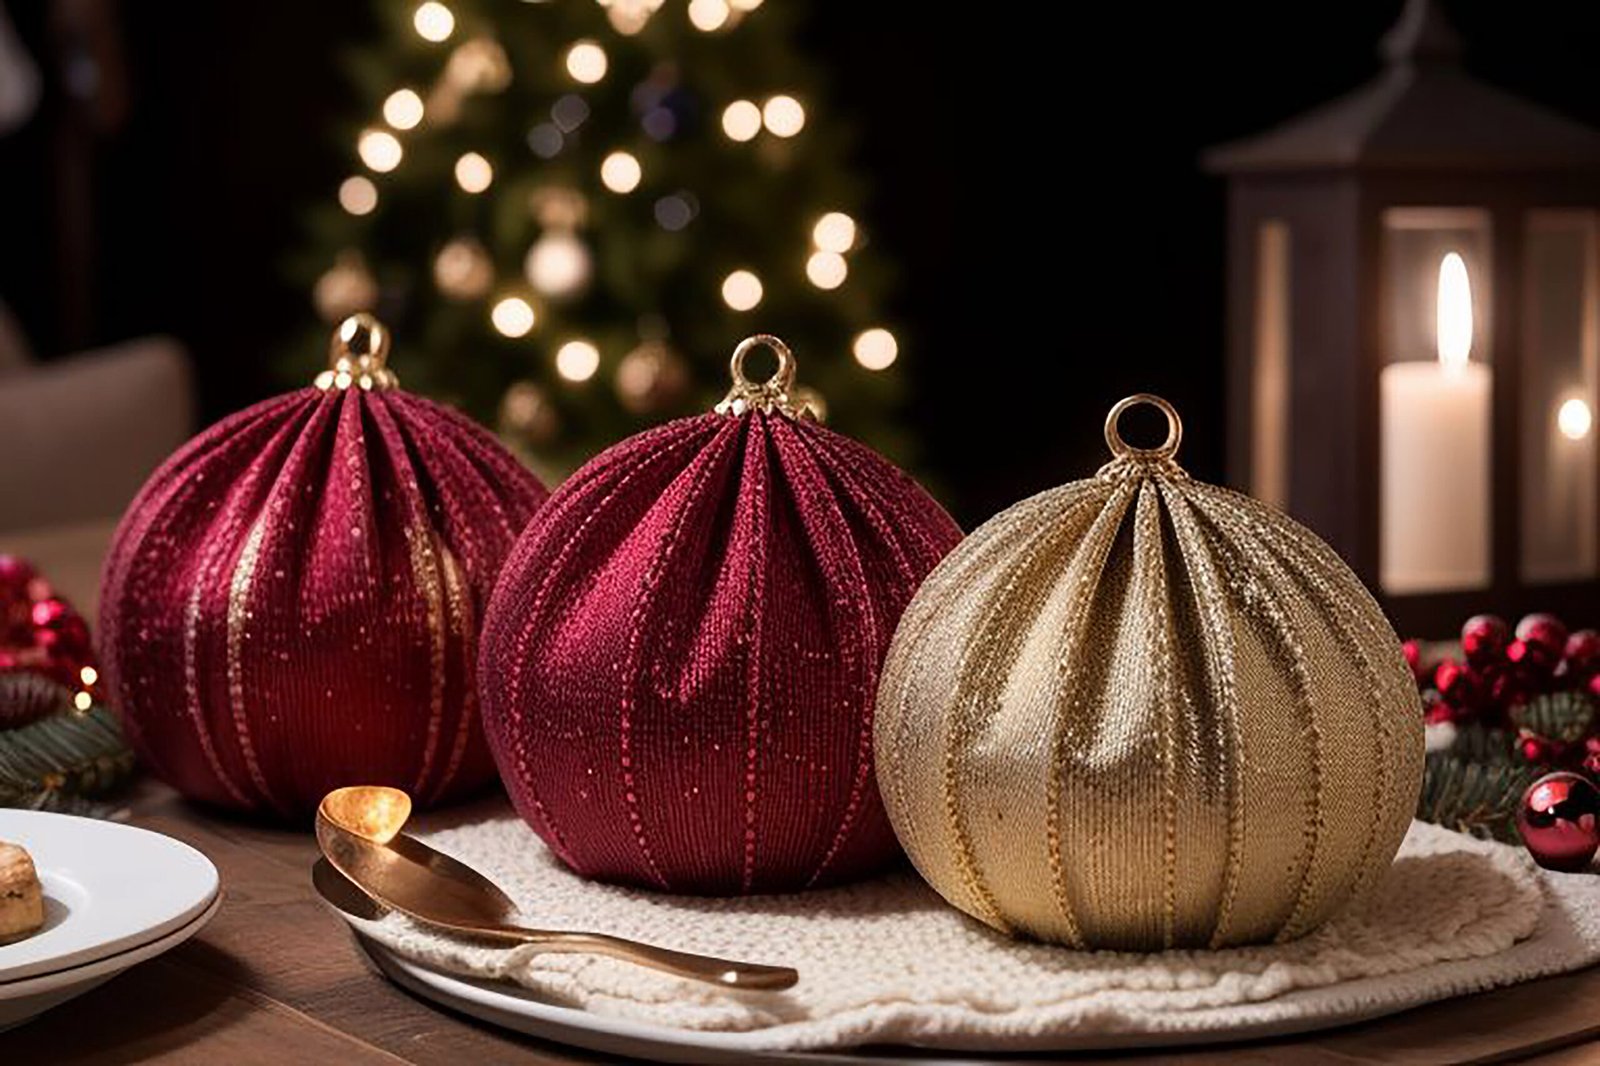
[471,925,798,991]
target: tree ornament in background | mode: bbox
[1517,771,1600,872]
[498,380,561,447]
[429,36,513,123]
[293,1,906,469]
[613,341,689,414]
[434,238,495,300]
[876,395,1424,951]
[100,315,548,818]
[522,187,593,302]
[480,335,961,894]
[313,251,379,323]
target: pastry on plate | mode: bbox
[0,840,44,943]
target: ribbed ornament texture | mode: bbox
[99,385,547,818]
[480,410,962,894]
[875,406,1423,951]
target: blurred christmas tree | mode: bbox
[291,0,910,476]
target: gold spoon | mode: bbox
[314,786,798,992]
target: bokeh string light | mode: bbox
[555,340,602,382]
[721,269,763,311]
[565,40,609,83]
[383,88,425,130]
[338,176,378,216]
[491,296,537,337]
[357,129,403,172]
[600,150,643,193]
[853,328,898,371]
[455,151,494,193]
[413,1,455,42]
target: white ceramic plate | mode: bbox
[349,928,1422,1062]
[355,933,1009,1065]
[0,809,219,983]
[0,892,221,1031]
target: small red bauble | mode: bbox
[1434,659,1481,712]
[1517,772,1600,872]
[1402,639,1429,684]
[0,555,35,599]
[1516,612,1569,659]
[1507,637,1559,676]
[480,337,962,894]
[1565,629,1600,678]
[1461,614,1509,667]
[100,316,548,818]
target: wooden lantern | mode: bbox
[1207,0,1600,637]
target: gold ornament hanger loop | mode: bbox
[1099,393,1185,480]
[714,334,815,419]
[316,313,400,392]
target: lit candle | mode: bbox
[1380,252,1491,594]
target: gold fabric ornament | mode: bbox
[875,395,1423,951]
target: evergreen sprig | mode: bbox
[1417,725,1538,843]
[0,675,136,815]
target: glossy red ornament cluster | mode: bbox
[480,338,962,894]
[1408,612,1600,773]
[100,317,548,818]
[1517,771,1600,872]
[0,554,100,727]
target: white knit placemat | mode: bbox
[353,806,1600,1053]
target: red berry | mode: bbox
[1508,637,1560,675]
[1520,732,1559,764]
[29,598,69,628]
[1462,614,1510,666]
[1584,750,1600,778]
[1434,659,1483,712]
[0,554,35,597]
[1402,639,1423,680]
[1565,629,1600,677]
[1517,613,1569,657]
[1423,695,1455,724]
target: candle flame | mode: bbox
[1436,252,1473,370]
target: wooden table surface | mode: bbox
[0,780,1593,1065]
[5,523,1600,1063]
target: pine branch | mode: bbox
[1511,690,1596,744]
[0,705,137,815]
[1417,727,1539,843]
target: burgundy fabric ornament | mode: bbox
[480,335,961,894]
[100,315,548,818]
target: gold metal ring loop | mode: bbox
[1104,394,1182,461]
[729,334,796,394]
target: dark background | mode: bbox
[4,1,1600,528]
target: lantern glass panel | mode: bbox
[1378,207,1492,595]
[1251,220,1291,509]
[1521,210,1599,584]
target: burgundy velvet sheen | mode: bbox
[480,411,962,894]
[99,387,548,817]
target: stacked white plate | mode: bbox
[0,809,220,1031]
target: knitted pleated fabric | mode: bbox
[480,409,961,894]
